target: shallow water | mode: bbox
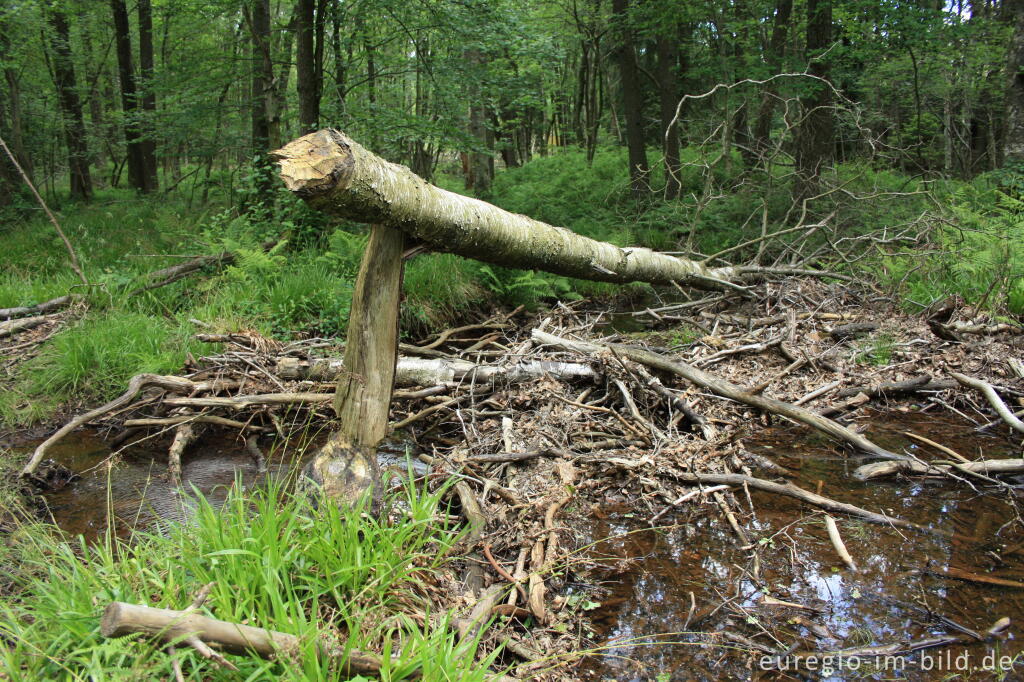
[577,411,1024,680]
[16,429,424,541]
[17,410,1024,680]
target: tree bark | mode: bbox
[612,0,649,198]
[273,129,743,288]
[137,0,159,191]
[794,0,833,201]
[1005,0,1024,163]
[296,0,319,133]
[656,34,681,199]
[248,0,275,203]
[752,0,792,162]
[47,5,93,201]
[111,0,147,193]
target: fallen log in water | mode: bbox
[854,458,1024,480]
[531,329,909,464]
[666,472,934,534]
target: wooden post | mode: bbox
[303,224,404,505]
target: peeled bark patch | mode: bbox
[273,129,739,288]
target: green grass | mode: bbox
[0,474,502,680]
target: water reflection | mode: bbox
[579,412,1024,681]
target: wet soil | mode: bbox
[578,411,1024,681]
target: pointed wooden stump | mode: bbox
[303,223,404,506]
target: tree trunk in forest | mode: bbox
[794,0,833,201]
[296,0,319,133]
[467,48,494,195]
[138,0,159,192]
[111,0,147,194]
[0,19,32,201]
[752,0,793,163]
[656,34,681,200]
[331,0,348,117]
[274,129,743,287]
[612,0,649,198]
[302,224,403,506]
[1005,0,1024,163]
[248,0,275,204]
[47,6,93,201]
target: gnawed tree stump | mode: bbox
[301,224,404,506]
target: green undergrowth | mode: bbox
[0,475,501,680]
[4,152,1022,428]
[871,170,1024,316]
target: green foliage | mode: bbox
[877,177,1024,315]
[854,332,897,366]
[0,477,501,680]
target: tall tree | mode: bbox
[794,0,833,201]
[611,0,648,198]
[248,0,275,203]
[0,14,32,201]
[752,0,793,162]
[1005,0,1024,164]
[296,0,319,133]
[111,0,149,193]
[46,4,93,201]
[656,29,681,199]
[137,0,158,191]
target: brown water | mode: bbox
[16,411,1024,680]
[577,412,1024,681]
[18,429,425,540]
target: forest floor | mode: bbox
[2,152,1024,678]
[4,274,1023,679]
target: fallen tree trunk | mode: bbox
[0,295,72,320]
[276,355,599,385]
[854,458,1024,481]
[532,329,907,464]
[0,315,47,339]
[101,601,390,677]
[274,130,754,288]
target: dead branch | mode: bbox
[100,601,390,676]
[0,295,73,320]
[532,329,907,463]
[22,374,239,477]
[951,372,1024,434]
[0,315,47,339]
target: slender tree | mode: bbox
[1005,0,1024,164]
[248,0,275,203]
[794,0,834,201]
[46,4,93,201]
[612,0,649,198]
[752,0,792,162]
[296,0,319,133]
[137,0,158,191]
[111,0,148,193]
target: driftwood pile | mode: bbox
[17,279,1024,678]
